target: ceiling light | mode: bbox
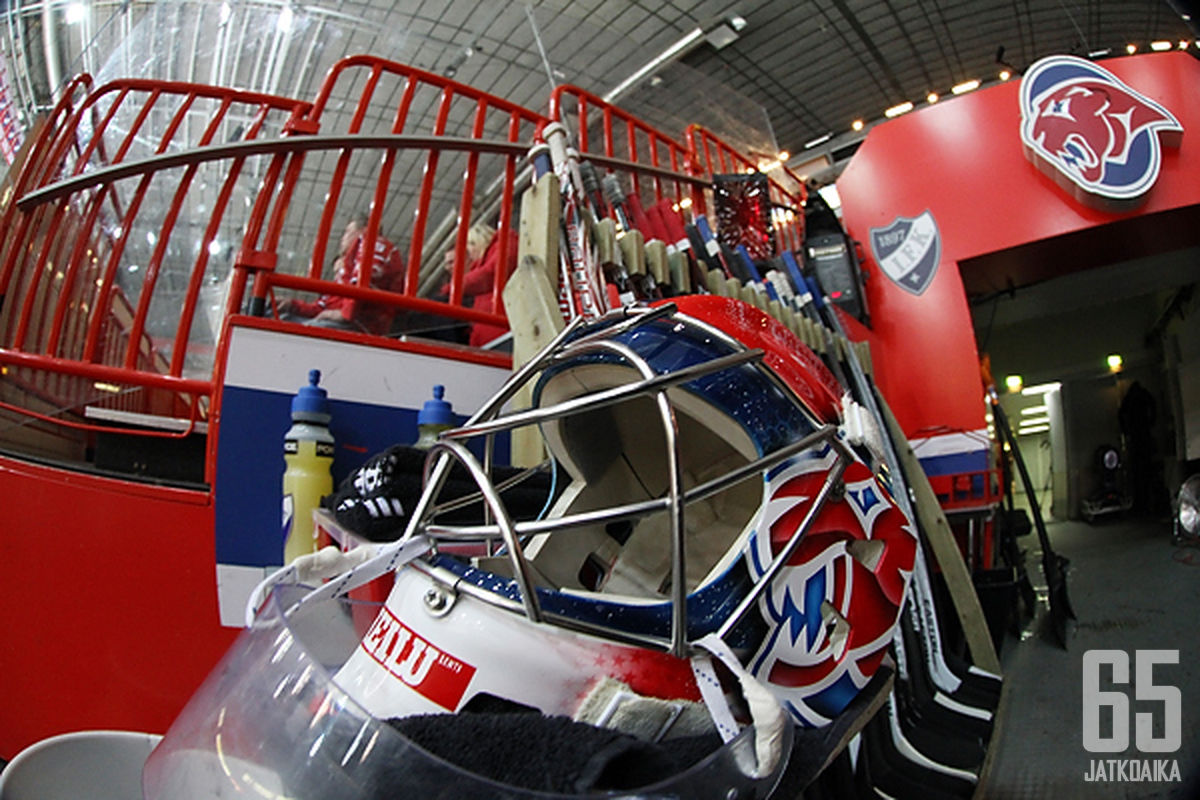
[277,4,294,32]
[818,184,842,211]
[1126,43,1138,54]
[1021,381,1061,396]
[777,150,790,162]
[604,27,703,102]
[705,26,739,49]
[1020,404,1049,416]
[1107,354,1123,372]
[1005,374,1023,393]
[851,119,864,131]
[926,92,939,104]
[1151,40,1172,52]
[65,2,86,24]
[803,133,832,149]
[998,69,1011,81]
[951,79,980,95]
[1181,40,1191,50]
[1088,48,1111,58]
[727,14,747,32]
[1018,416,1051,427]
[884,101,913,118]
[1018,424,1049,435]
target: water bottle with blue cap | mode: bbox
[282,369,335,564]
[415,384,456,450]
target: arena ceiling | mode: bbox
[3,0,1197,179]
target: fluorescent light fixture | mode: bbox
[1020,404,1049,416]
[1151,40,1172,51]
[1021,381,1062,395]
[951,79,980,95]
[884,101,913,118]
[1088,48,1111,58]
[1004,374,1023,392]
[604,27,703,102]
[1019,416,1051,428]
[1018,424,1050,435]
[804,133,832,149]
[705,24,740,50]
[851,119,865,131]
[818,184,842,212]
[926,92,939,104]
[93,382,123,393]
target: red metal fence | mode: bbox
[0,57,551,471]
[0,57,878,491]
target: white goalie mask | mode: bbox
[145,297,920,799]
[334,296,917,730]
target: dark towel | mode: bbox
[386,712,723,794]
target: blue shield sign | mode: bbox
[869,210,941,296]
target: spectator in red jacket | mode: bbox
[445,222,513,348]
[280,213,405,335]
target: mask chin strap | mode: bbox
[690,633,788,780]
[244,535,433,626]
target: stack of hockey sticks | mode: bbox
[775,239,1004,800]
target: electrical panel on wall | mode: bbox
[806,232,869,326]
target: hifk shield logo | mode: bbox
[869,210,940,296]
[1020,54,1183,209]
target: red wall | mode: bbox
[0,456,236,759]
[836,51,1200,440]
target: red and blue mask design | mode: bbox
[744,447,917,727]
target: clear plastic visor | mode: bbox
[143,584,789,799]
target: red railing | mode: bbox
[0,57,549,478]
[1,77,309,436]
[549,84,702,209]
[547,85,711,259]
[246,56,549,335]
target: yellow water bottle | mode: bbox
[282,369,335,564]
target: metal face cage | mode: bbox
[395,302,851,660]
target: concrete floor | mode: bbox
[977,517,1200,799]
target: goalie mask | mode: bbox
[334,295,918,730]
